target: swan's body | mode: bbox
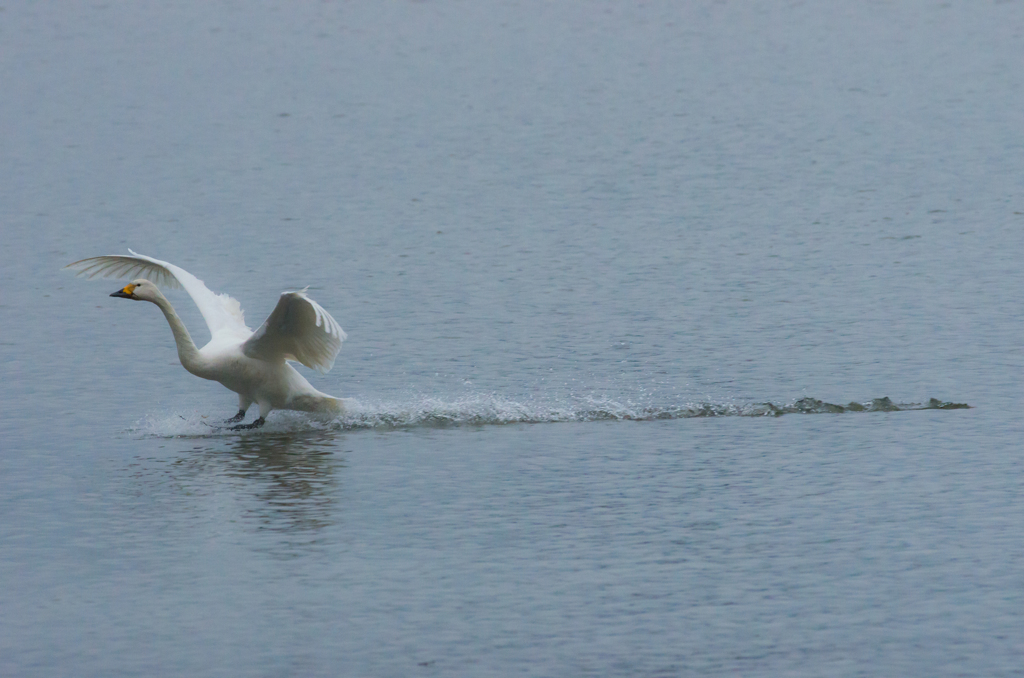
[64,250,346,428]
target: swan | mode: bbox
[64,250,347,429]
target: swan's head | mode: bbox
[110,278,160,302]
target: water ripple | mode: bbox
[132,396,970,437]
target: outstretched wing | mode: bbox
[64,250,250,340]
[241,290,346,373]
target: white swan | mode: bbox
[64,250,347,429]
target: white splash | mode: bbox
[129,394,968,438]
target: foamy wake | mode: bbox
[131,395,970,438]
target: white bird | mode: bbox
[64,250,347,429]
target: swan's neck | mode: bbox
[152,294,204,375]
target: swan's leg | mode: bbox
[228,401,270,431]
[225,396,252,423]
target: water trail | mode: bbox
[132,395,970,438]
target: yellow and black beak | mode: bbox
[110,283,137,299]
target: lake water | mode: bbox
[2,1,1023,675]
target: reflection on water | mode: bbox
[222,432,344,537]
[156,431,347,548]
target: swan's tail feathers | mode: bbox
[288,394,345,417]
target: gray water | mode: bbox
[2,1,1023,675]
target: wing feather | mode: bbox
[241,290,346,373]
[64,250,249,340]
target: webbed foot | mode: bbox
[229,417,265,431]
[225,409,247,423]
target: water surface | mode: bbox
[2,2,1023,676]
